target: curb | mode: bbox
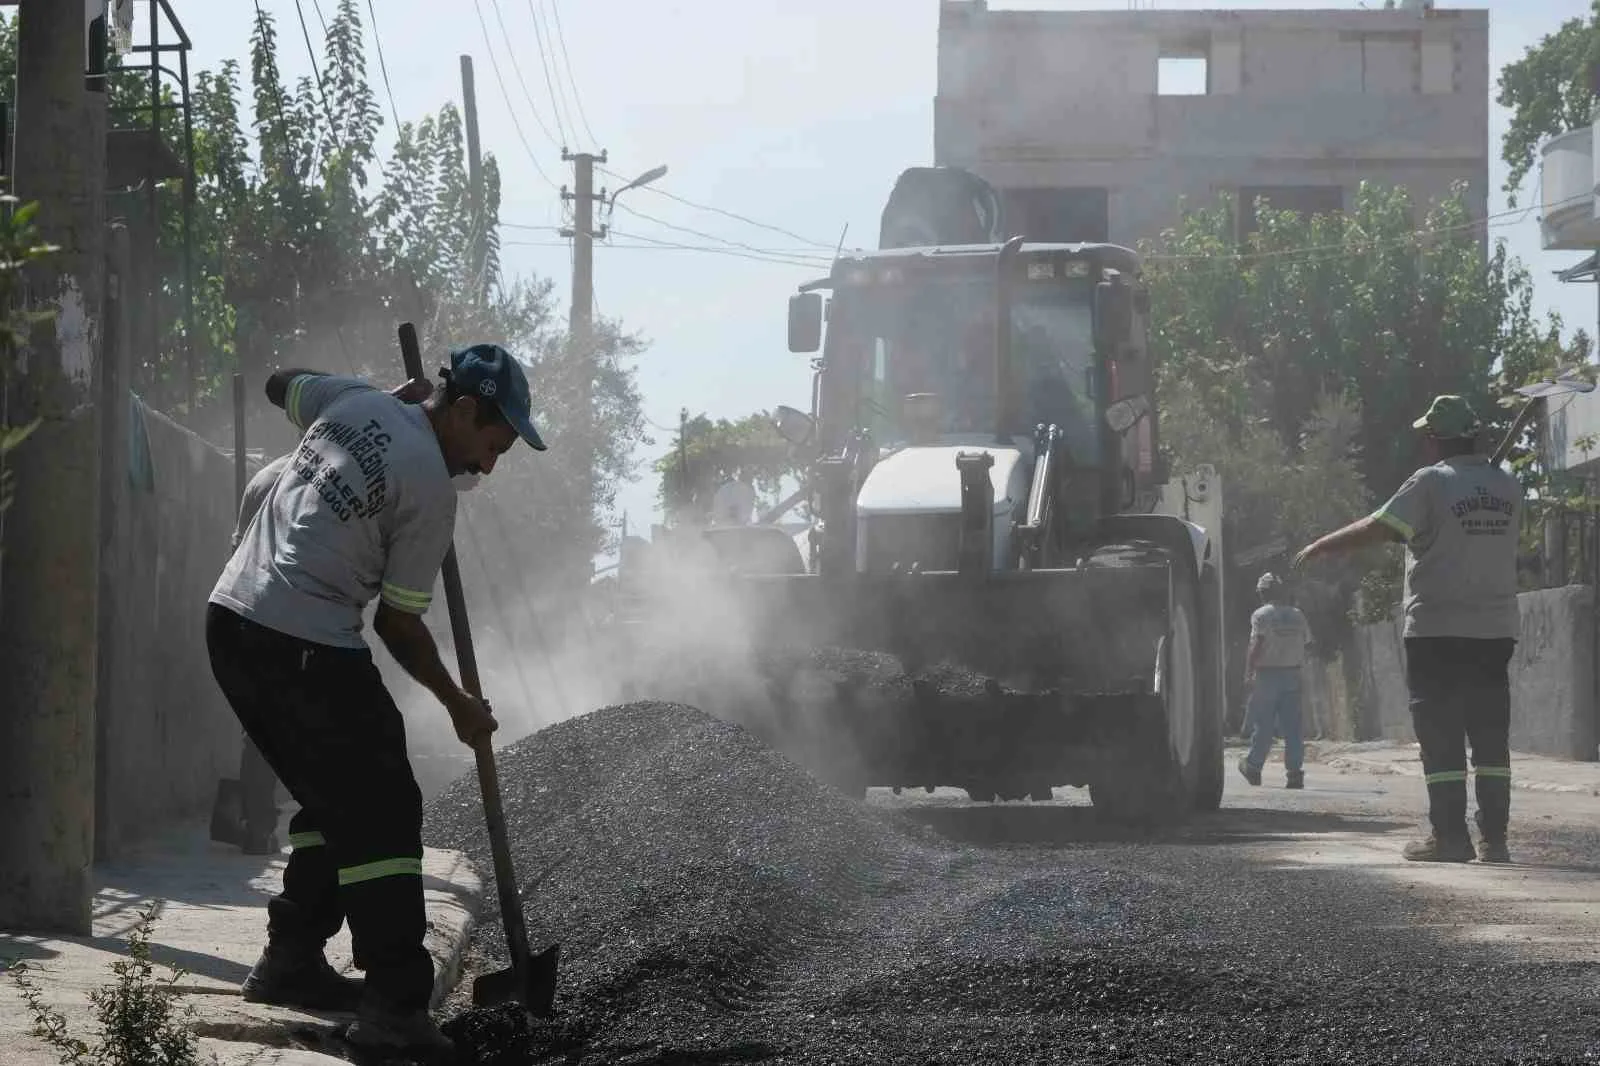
[422,848,483,1010]
[1319,754,1600,797]
[184,847,484,1062]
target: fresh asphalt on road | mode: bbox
[434,704,1600,1066]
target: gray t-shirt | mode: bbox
[210,375,456,649]
[1371,454,1520,640]
[231,453,293,551]
[1250,603,1310,669]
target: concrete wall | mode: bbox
[1347,587,1598,761]
[934,1,1489,247]
[95,397,242,857]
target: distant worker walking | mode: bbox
[1238,572,1311,790]
[1294,395,1518,864]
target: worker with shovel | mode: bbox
[206,343,546,1061]
[1294,395,1518,864]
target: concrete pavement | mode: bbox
[0,820,482,1066]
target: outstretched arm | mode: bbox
[1293,516,1402,570]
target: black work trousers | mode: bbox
[206,604,433,1011]
[1403,636,1515,840]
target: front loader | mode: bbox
[622,169,1228,822]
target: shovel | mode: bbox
[396,322,561,1017]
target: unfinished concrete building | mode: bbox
[934,1,1489,247]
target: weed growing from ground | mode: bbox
[9,903,210,1066]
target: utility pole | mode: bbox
[1,0,109,934]
[459,55,485,307]
[561,148,606,547]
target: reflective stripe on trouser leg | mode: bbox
[1474,766,1511,837]
[1405,637,1471,839]
[338,857,423,886]
[272,809,342,948]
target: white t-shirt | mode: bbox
[1251,603,1310,669]
[210,375,456,649]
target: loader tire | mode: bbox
[1090,560,1203,825]
[1192,567,1226,812]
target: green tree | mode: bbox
[1498,4,1600,206]
[1145,182,1579,618]
[0,5,648,588]
[0,194,58,570]
[654,411,803,521]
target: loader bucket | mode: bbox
[725,562,1178,794]
[737,563,1172,691]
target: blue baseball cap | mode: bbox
[447,343,546,451]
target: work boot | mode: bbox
[345,997,456,1064]
[1285,770,1305,790]
[241,945,364,1012]
[1402,832,1475,863]
[1475,811,1511,864]
[1237,758,1261,787]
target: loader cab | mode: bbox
[789,243,1162,525]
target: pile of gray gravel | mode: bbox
[422,701,926,1056]
[425,700,1600,1066]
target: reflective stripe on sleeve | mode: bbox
[288,830,327,850]
[286,375,310,428]
[338,857,424,886]
[1372,510,1413,542]
[380,582,432,614]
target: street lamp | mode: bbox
[610,164,668,208]
[602,164,667,236]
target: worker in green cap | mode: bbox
[1293,395,1519,864]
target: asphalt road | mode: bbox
[440,725,1600,1066]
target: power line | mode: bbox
[523,0,572,147]
[486,0,564,150]
[597,165,838,251]
[546,0,600,147]
[290,0,347,157]
[364,0,404,133]
[611,200,833,263]
[503,235,829,269]
[608,227,831,264]
[527,0,576,146]
[470,0,562,191]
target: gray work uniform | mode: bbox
[1371,454,1520,641]
[210,375,457,649]
[232,453,294,551]
[1370,453,1520,838]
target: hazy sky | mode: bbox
[168,0,1591,539]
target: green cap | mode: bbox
[1411,394,1480,439]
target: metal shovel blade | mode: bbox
[471,943,561,1016]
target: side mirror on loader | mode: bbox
[788,292,823,353]
[775,405,816,447]
[1105,394,1151,434]
[1094,281,1134,353]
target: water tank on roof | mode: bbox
[1541,122,1600,251]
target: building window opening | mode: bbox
[1158,54,1208,96]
